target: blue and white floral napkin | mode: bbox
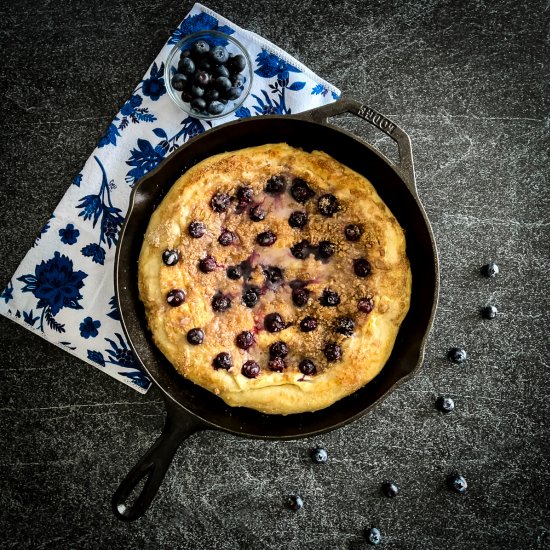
[0,3,340,393]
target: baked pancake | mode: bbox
[138,143,411,415]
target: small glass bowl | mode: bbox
[165,30,253,120]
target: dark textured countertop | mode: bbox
[1,1,549,548]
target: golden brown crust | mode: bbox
[138,143,411,415]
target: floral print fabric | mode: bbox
[0,3,340,393]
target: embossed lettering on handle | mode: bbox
[356,105,396,135]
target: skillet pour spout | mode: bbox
[112,97,439,521]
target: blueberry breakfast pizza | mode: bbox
[138,143,411,414]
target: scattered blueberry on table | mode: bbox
[447,473,468,494]
[311,447,328,464]
[364,527,382,545]
[481,261,500,278]
[448,347,467,364]
[381,481,399,498]
[287,495,304,512]
[436,395,455,414]
[481,304,498,319]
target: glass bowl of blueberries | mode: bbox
[165,30,253,119]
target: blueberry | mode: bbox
[436,395,455,413]
[214,64,230,78]
[364,527,381,545]
[317,194,340,217]
[287,495,303,512]
[190,85,205,98]
[194,70,210,87]
[213,352,232,370]
[228,54,246,73]
[197,57,212,71]
[242,287,260,308]
[344,223,363,241]
[317,240,335,259]
[288,211,308,229]
[191,39,210,55]
[236,185,254,205]
[171,73,187,91]
[242,360,260,379]
[215,76,232,93]
[320,289,340,307]
[162,249,179,266]
[334,317,354,337]
[236,331,255,350]
[269,341,289,359]
[226,87,242,100]
[299,359,317,376]
[290,177,314,203]
[190,97,206,112]
[207,100,225,115]
[211,191,230,212]
[204,89,220,102]
[311,447,328,464]
[187,328,204,345]
[265,174,286,194]
[354,258,372,277]
[211,293,231,312]
[292,287,310,307]
[268,357,286,372]
[323,342,342,362]
[256,231,277,246]
[448,347,467,364]
[358,297,374,314]
[218,229,236,246]
[249,205,266,221]
[227,265,243,280]
[181,91,193,103]
[178,57,195,75]
[166,288,186,307]
[198,255,217,273]
[300,316,318,332]
[210,45,229,64]
[188,221,206,238]
[263,265,284,285]
[381,481,399,498]
[447,473,468,494]
[291,240,311,259]
[264,312,286,333]
[482,305,498,319]
[232,74,245,88]
[481,261,500,277]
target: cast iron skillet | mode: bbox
[112,97,439,521]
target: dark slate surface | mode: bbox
[1,0,549,548]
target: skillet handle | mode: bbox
[299,97,416,195]
[112,399,203,521]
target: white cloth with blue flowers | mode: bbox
[0,3,340,393]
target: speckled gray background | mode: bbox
[1,0,549,548]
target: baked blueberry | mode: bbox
[358,297,374,314]
[226,265,243,280]
[448,347,467,364]
[228,54,247,73]
[317,193,340,217]
[287,495,303,512]
[236,185,254,205]
[311,447,328,464]
[354,258,372,277]
[256,231,277,246]
[364,527,381,545]
[300,316,318,332]
[171,73,187,91]
[188,221,206,238]
[320,289,341,307]
[191,39,210,55]
[198,255,217,273]
[218,229,236,246]
[481,262,500,277]
[447,473,468,494]
[242,360,260,379]
[249,205,266,221]
[263,266,284,285]
[323,342,342,362]
[290,177,314,203]
[317,240,335,259]
[187,328,204,345]
[268,357,286,372]
[211,191,230,213]
[344,223,363,241]
[299,359,317,376]
[265,174,286,194]
[211,293,231,312]
[242,286,260,308]
[264,312,286,332]
[436,395,455,413]
[269,341,289,358]
[210,45,229,64]
[334,317,354,336]
[291,240,311,259]
[166,288,186,307]
[482,305,498,319]
[292,287,310,307]
[381,481,399,498]
[288,211,308,229]
[162,249,180,266]
[213,352,232,370]
[236,331,254,350]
